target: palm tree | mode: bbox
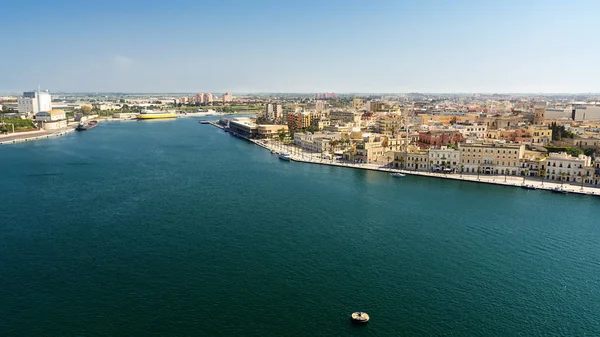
[460,164,464,177]
[387,155,391,170]
[504,168,510,182]
[559,172,569,189]
[523,169,529,184]
[540,170,546,187]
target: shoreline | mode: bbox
[216,126,600,197]
[0,126,77,145]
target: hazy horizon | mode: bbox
[3,0,600,93]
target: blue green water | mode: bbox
[1,118,599,336]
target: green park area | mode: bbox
[0,118,37,133]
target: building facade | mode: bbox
[18,90,52,115]
[459,142,525,175]
[428,146,460,171]
[545,152,592,183]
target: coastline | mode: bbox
[215,125,600,197]
[0,126,77,145]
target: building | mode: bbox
[545,152,592,183]
[294,132,342,153]
[429,146,460,171]
[533,103,546,125]
[315,93,337,100]
[418,130,463,148]
[265,103,283,122]
[315,100,326,112]
[194,93,205,104]
[419,114,478,126]
[329,111,359,124]
[256,124,288,139]
[18,90,52,115]
[287,112,312,131]
[352,98,362,109]
[366,101,385,112]
[393,148,429,170]
[519,154,547,177]
[222,92,233,103]
[352,134,404,163]
[204,93,213,104]
[459,142,525,175]
[34,109,67,130]
[454,123,487,139]
[527,125,552,145]
[568,137,600,150]
[228,118,257,138]
[376,114,403,134]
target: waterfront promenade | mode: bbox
[250,138,600,197]
[0,125,77,145]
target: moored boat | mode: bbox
[391,172,406,177]
[76,120,98,131]
[136,109,177,120]
[278,152,291,161]
[551,187,568,194]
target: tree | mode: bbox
[504,168,510,182]
[559,172,569,189]
[277,128,286,142]
[523,169,529,184]
[540,170,546,186]
[81,105,92,114]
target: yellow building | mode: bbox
[353,134,404,163]
[459,142,525,175]
[256,124,288,139]
[527,125,552,145]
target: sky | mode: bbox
[2,0,600,93]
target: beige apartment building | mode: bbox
[459,142,525,175]
[350,134,404,163]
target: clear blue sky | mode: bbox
[2,0,599,93]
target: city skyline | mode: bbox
[2,0,600,93]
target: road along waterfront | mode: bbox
[224,124,600,197]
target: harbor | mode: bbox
[2,117,599,336]
[203,121,600,197]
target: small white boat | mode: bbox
[391,172,406,177]
[278,152,291,161]
[351,312,369,324]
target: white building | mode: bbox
[18,90,52,115]
[428,146,460,171]
[294,132,342,153]
[454,123,487,139]
[545,152,592,183]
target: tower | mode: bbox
[533,103,546,125]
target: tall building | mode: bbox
[353,98,362,109]
[533,103,546,125]
[315,100,326,112]
[222,92,233,103]
[204,93,213,104]
[18,90,52,115]
[194,93,205,104]
[265,103,283,122]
